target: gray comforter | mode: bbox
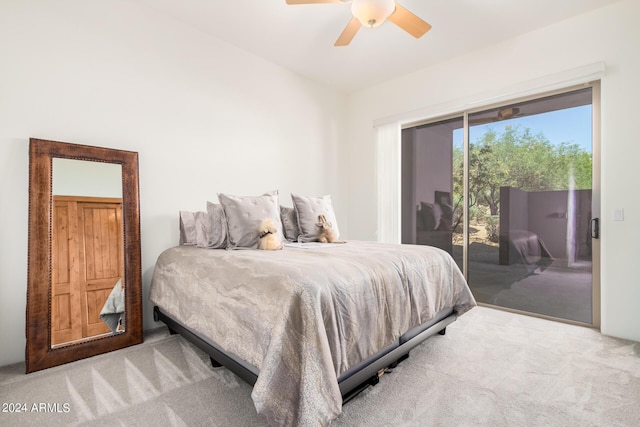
[149,241,476,426]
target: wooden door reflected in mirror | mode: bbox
[27,138,142,373]
[52,196,124,345]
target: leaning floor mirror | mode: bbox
[26,138,143,373]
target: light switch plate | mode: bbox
[613,208,624,221]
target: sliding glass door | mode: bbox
[402,85,599,325]
[401,117,464,270]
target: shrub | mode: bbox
[485,215,499,243]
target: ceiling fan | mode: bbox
[469,107,524,125]
[285,0,432,46]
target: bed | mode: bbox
[149,239,476,426]
[99,279,125,333]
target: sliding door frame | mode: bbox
[401,81,601,328]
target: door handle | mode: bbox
[590,218,600,239]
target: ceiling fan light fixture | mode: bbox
[351,0,395,28]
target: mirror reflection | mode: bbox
[51,158,124,347]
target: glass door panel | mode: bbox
[467,88,594,323]
[401,117,464,271]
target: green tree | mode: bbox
[453,125,592,222]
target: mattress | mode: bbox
[149,240,476,426]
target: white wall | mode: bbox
[0,0,347,366]
[344,0,640,341]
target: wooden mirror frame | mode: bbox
[26,138,143,373]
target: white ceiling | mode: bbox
[133,0,620,94]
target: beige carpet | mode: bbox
[1,307,639,426]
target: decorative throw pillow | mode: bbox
[438,202,453,231]
[419,202,441,231]
[280,206,300,242]
[417,203,429,231]
[291,193,340,243]
[218,191,284,249]
[206,202,228,249]
[179,211,198,245]
[431,202,443,231]
[193,211,210,248]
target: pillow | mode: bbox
[218,192,284,249]
[280,206,300,242]
[419,202,440,231]
[438,202,453,231]
[431,202,443,231]
[179,211,198,245]
[291,193,340,243]
[206,202,228,249]
[193,211,210,248]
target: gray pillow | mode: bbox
[206,202,228,249]
[291,193,340,243]
[218,192,284,249]
[280,206,300,242]
[419,202,438,231]
[193,211,210,248]
[179,211,198,245]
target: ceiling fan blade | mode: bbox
[334,17,361,46]
[285,0,343,4]
[388,3,432,38]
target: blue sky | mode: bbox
[453,105,593,153]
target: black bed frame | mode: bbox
[153,305,456,404]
